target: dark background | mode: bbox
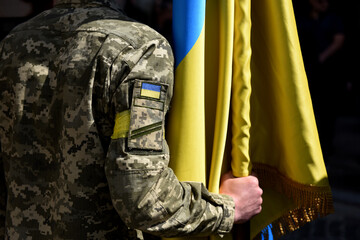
[1,0,359,239]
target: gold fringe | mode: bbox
[252,163,334,239]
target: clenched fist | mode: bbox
[219,171,263,224]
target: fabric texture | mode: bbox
[169,0,333,239]
[0,0,235,239]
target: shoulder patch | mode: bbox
[128,80,168,150]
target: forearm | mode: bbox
[105,142,234,237]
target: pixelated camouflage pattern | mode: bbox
[0,145,5,238]
[54,0,123,11]
[0,0,234,239]
[128,80,167,150]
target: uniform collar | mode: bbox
[54,0,123,10]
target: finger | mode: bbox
[221,170,234,182]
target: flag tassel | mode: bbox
[253,163,334,239]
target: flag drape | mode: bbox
[168,0,207,184]
[247,0,333,238]
[167,0,333,239]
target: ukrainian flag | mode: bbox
[168,0,333,239]
[168,0,234,195]
[168,1,235,239]
[141,83,161,99]
[167,0,207,184]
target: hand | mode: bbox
[219,171,263,224]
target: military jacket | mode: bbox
[0,0,235,239]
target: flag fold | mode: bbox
[168,0,333,239]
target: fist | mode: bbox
[219,171,263,224]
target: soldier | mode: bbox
[0,0,262,239]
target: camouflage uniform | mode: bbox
[0,0,235,239]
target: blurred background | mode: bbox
[0,0,359,239]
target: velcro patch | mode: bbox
[140,83,161,99]
[128,80,168,150]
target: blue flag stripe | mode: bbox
[172,0,206,68]
[142,83,161,92]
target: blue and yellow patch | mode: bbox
[141,83,161,99]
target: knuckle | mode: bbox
[258,187,263,196]
[248,176,259,186]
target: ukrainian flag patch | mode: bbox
[141,83,161,99]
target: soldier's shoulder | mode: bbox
[84,19,166,49]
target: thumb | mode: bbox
[221,170,235,183]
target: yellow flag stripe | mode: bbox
[141,89,161,99]
[167,27,207,184]
[208,0,234,194]
[231,0,252,178]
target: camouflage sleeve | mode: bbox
[0,41,6,239]
[0,144,6,238]
[105,36,234,238]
